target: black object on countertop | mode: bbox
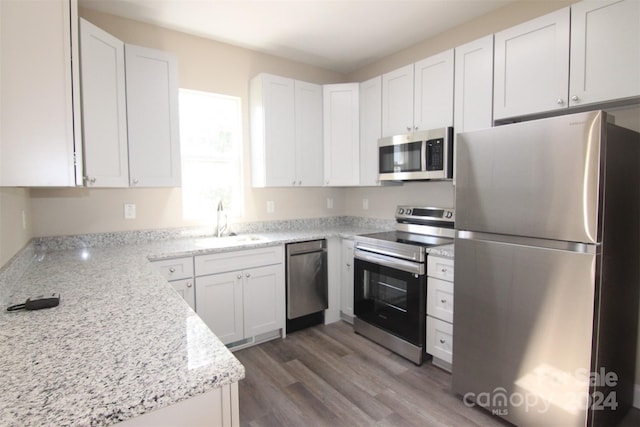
[6,293,60,311]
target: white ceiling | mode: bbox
[79,0,514,74]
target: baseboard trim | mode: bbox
[634,384,640,409]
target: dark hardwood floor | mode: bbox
[235,321,640,427]
[235,321,509,427]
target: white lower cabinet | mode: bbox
[195,246,285,347]
[340,238,355,322]
[426,255,454,372]
[152,256,195,310]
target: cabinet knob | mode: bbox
[237,274,242,279]
[169,267,176,273]
[406,126,412,132]
[246,273,251,278]
[186,282,193,288]
[298,181,302,185]
[441,268,447,273]
[85,176,96,185]
[440,339,446,344]
[292,180,296,185]
[132,178,139,185]
[325,180,330,185]
[571,95,580,102]
[556,98,565,105]
[414,126,418,131]
[441,299,447,304]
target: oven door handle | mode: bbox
[354,249,424,275]
[354,242,421,262]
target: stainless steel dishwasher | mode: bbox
[286,239,328,332]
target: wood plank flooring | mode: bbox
[235,321,509,427]
[235,321,640,427]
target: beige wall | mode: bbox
[0,188,33,266]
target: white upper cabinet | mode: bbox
[0,0,82,186]
[414,49,454,131]
[323,83,360,186]
[381,64,414,136]
[250,74,296,187]
[79,18,129,188]
[359,76,382,186]
[250,74,323,187]
[125,44,181,187]
[454,35,494,133]
[569,0,640,107]
[294,81,324,186]
[493,7,570,120]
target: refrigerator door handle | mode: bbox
[456,230,598,254]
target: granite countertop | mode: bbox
[0,224,387,426]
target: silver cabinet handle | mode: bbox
[406,126,411,132]
[186,282,193,288]
[571,95,579,101]
[556,98,564,105]
[440,339,446,344]
[441,268,447,272]
[414,126,418,131]
[292,180,296,185]
[245,273,251,278]
[237,274,242,279]
[169,267,176,273]
[85,177,96,185]
[298,181,302,185]
[441,299,447,303]
[132,178,139,185]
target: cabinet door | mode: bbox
[323,83,360,186]
[414,49,454,130]
[0,0,80,186]
[493,7,570,120]
[294,80,323,186]
[359,76,382,186]
[250,74,295,187]
[454,35,494,133]
[381,64,414,136]
[570,0,640,107]
[79,19,129,187]
[196,272,244,345]
[171,278,195,311]
[243,264,285,338]
[125,44,181,187]
[426,277,454,323]
[340,239,355,320]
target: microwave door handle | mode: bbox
[422,140,428,172]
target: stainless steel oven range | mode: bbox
[353,206,455,365]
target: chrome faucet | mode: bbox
[216,201,227,237]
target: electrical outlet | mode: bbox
[124,203,136,219]
[362,198,369,210]
[266,200,275,214]
[327,198,334,209]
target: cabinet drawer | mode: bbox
[153,257,194,281]
[427,255,454,281]
[195,245,284,276]
[427,277,453,323]
[426,316,453,364]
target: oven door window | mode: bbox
[354,258,425,346]
[379,141,422,174]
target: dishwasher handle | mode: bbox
[287,239,326,256]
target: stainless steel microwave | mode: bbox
[378,127,453,181]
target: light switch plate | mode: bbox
[327,198,334,209]
[266,201,275,214]
[362,199,369,210]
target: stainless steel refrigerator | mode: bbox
[453,111,640,426]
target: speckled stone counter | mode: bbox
[0,221,391,426]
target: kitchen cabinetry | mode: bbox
[125,44,181,187]
[426,255,454,372]
[151,256,195,310]
[0,0,82,187]
[195,246,285,346]
[79,18,129,187]
[250,74,323,187]
[413,49,454,131]
[359,76,382,186]
[381,49,454,137]
[493,8,570,120]
[569,0,640,107]
[382,64,414,136]
[323,83,360,186]
[454,35,494,133]
[340,238,355,323]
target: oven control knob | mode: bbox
[398,208,404,214]
[406,209,412,215]
[445,211,453,218]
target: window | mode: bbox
[179,89,243,222]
